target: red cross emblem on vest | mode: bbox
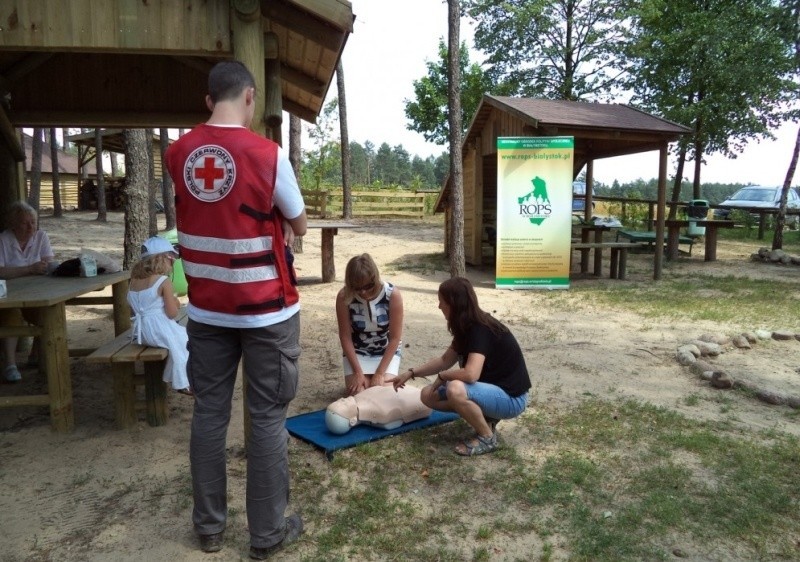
[184,145,236,202]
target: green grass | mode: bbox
[287,399,800,561]
[569,274,800,328]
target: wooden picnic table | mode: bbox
[665,220,735,262]
[0,271,131,432]
[305,221,357,282]
[574,223,619,275]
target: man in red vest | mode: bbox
[164,60,307,560]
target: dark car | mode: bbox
[713,185,800,225]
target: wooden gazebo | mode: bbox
[0,0,354,227]
[436,95,691,279]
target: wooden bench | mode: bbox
[616,229,695,256]
[86,309,188,429]
[571,242,644,279]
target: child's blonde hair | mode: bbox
[131,253,174,280]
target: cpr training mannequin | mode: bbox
[325,385,432,435]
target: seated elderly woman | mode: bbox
[0,201,55,382]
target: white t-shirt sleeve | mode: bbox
[272,146,305,220]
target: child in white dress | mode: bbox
[127,236,191,395]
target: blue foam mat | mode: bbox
[286,409,460,459]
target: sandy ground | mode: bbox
[1,211,799,561]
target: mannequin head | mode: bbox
[325,396,359,435]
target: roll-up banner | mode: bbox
[496,137,574,289]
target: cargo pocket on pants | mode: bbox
[272,344,300,404]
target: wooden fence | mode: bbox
[301,189,427,219]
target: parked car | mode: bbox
[572,181,595,212]
[713,185,800,225]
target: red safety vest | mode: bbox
[164,124,299,316]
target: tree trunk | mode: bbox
[147,129,157,236]
[337,60,353,220]
[692,140,703,200]
[123,129,150,270]
[94,128,107,222]
[77,128,88,205]
[159,127,176,230]
[668,146,687,220]
[447,0,465,277]
[27,128,43,212]
[50,128,62,217]
[289,115,301,178]
[772,125,800,250]
[288,114,304,253]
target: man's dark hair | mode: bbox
[208,61,256,103]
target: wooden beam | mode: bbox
[171,56,215,75]
[282,98,317,124]
[263,2,348,52]
[9,110,209,128]
[264,32,283,129]
[2,53,54,83]
[585,141,667,161]
[0,394,51,408]
[280,63,326,97]
[0,105,25,161]
[288,0,356,32]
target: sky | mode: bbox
[322,0,799,187]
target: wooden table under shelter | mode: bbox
[0,271,131,432]
[305,221,357,282]
[573,223,620,275]
[665,220,735,261]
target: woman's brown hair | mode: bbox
[438,277,506,353]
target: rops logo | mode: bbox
[184,145,236,202]
[517,176,552,226]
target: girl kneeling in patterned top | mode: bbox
[336,253,404,396]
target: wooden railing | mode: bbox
[577,195,800,240]
[301,189,426,219]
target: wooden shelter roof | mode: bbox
[64,130,167,155]
[468,96,690,160]
[436,95,691,212]
[0,0,354,128]
[22,133,80,175]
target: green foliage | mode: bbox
[300,101,448,191]
[626,0,795,165]
[464,0,634,100]
[404,39,512,145]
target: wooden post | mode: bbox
[654,145,667,280]
[112,364,137,429]
[579,160,595,272]
[584,159,594,224]
[0,143,17,230]
[231,0,265,445]
[232,0,266,137]
[40,303,74,432]
[321,228,338,282]
[264,32,283,144]
[112,279,131,335]
[144,362,169,426]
